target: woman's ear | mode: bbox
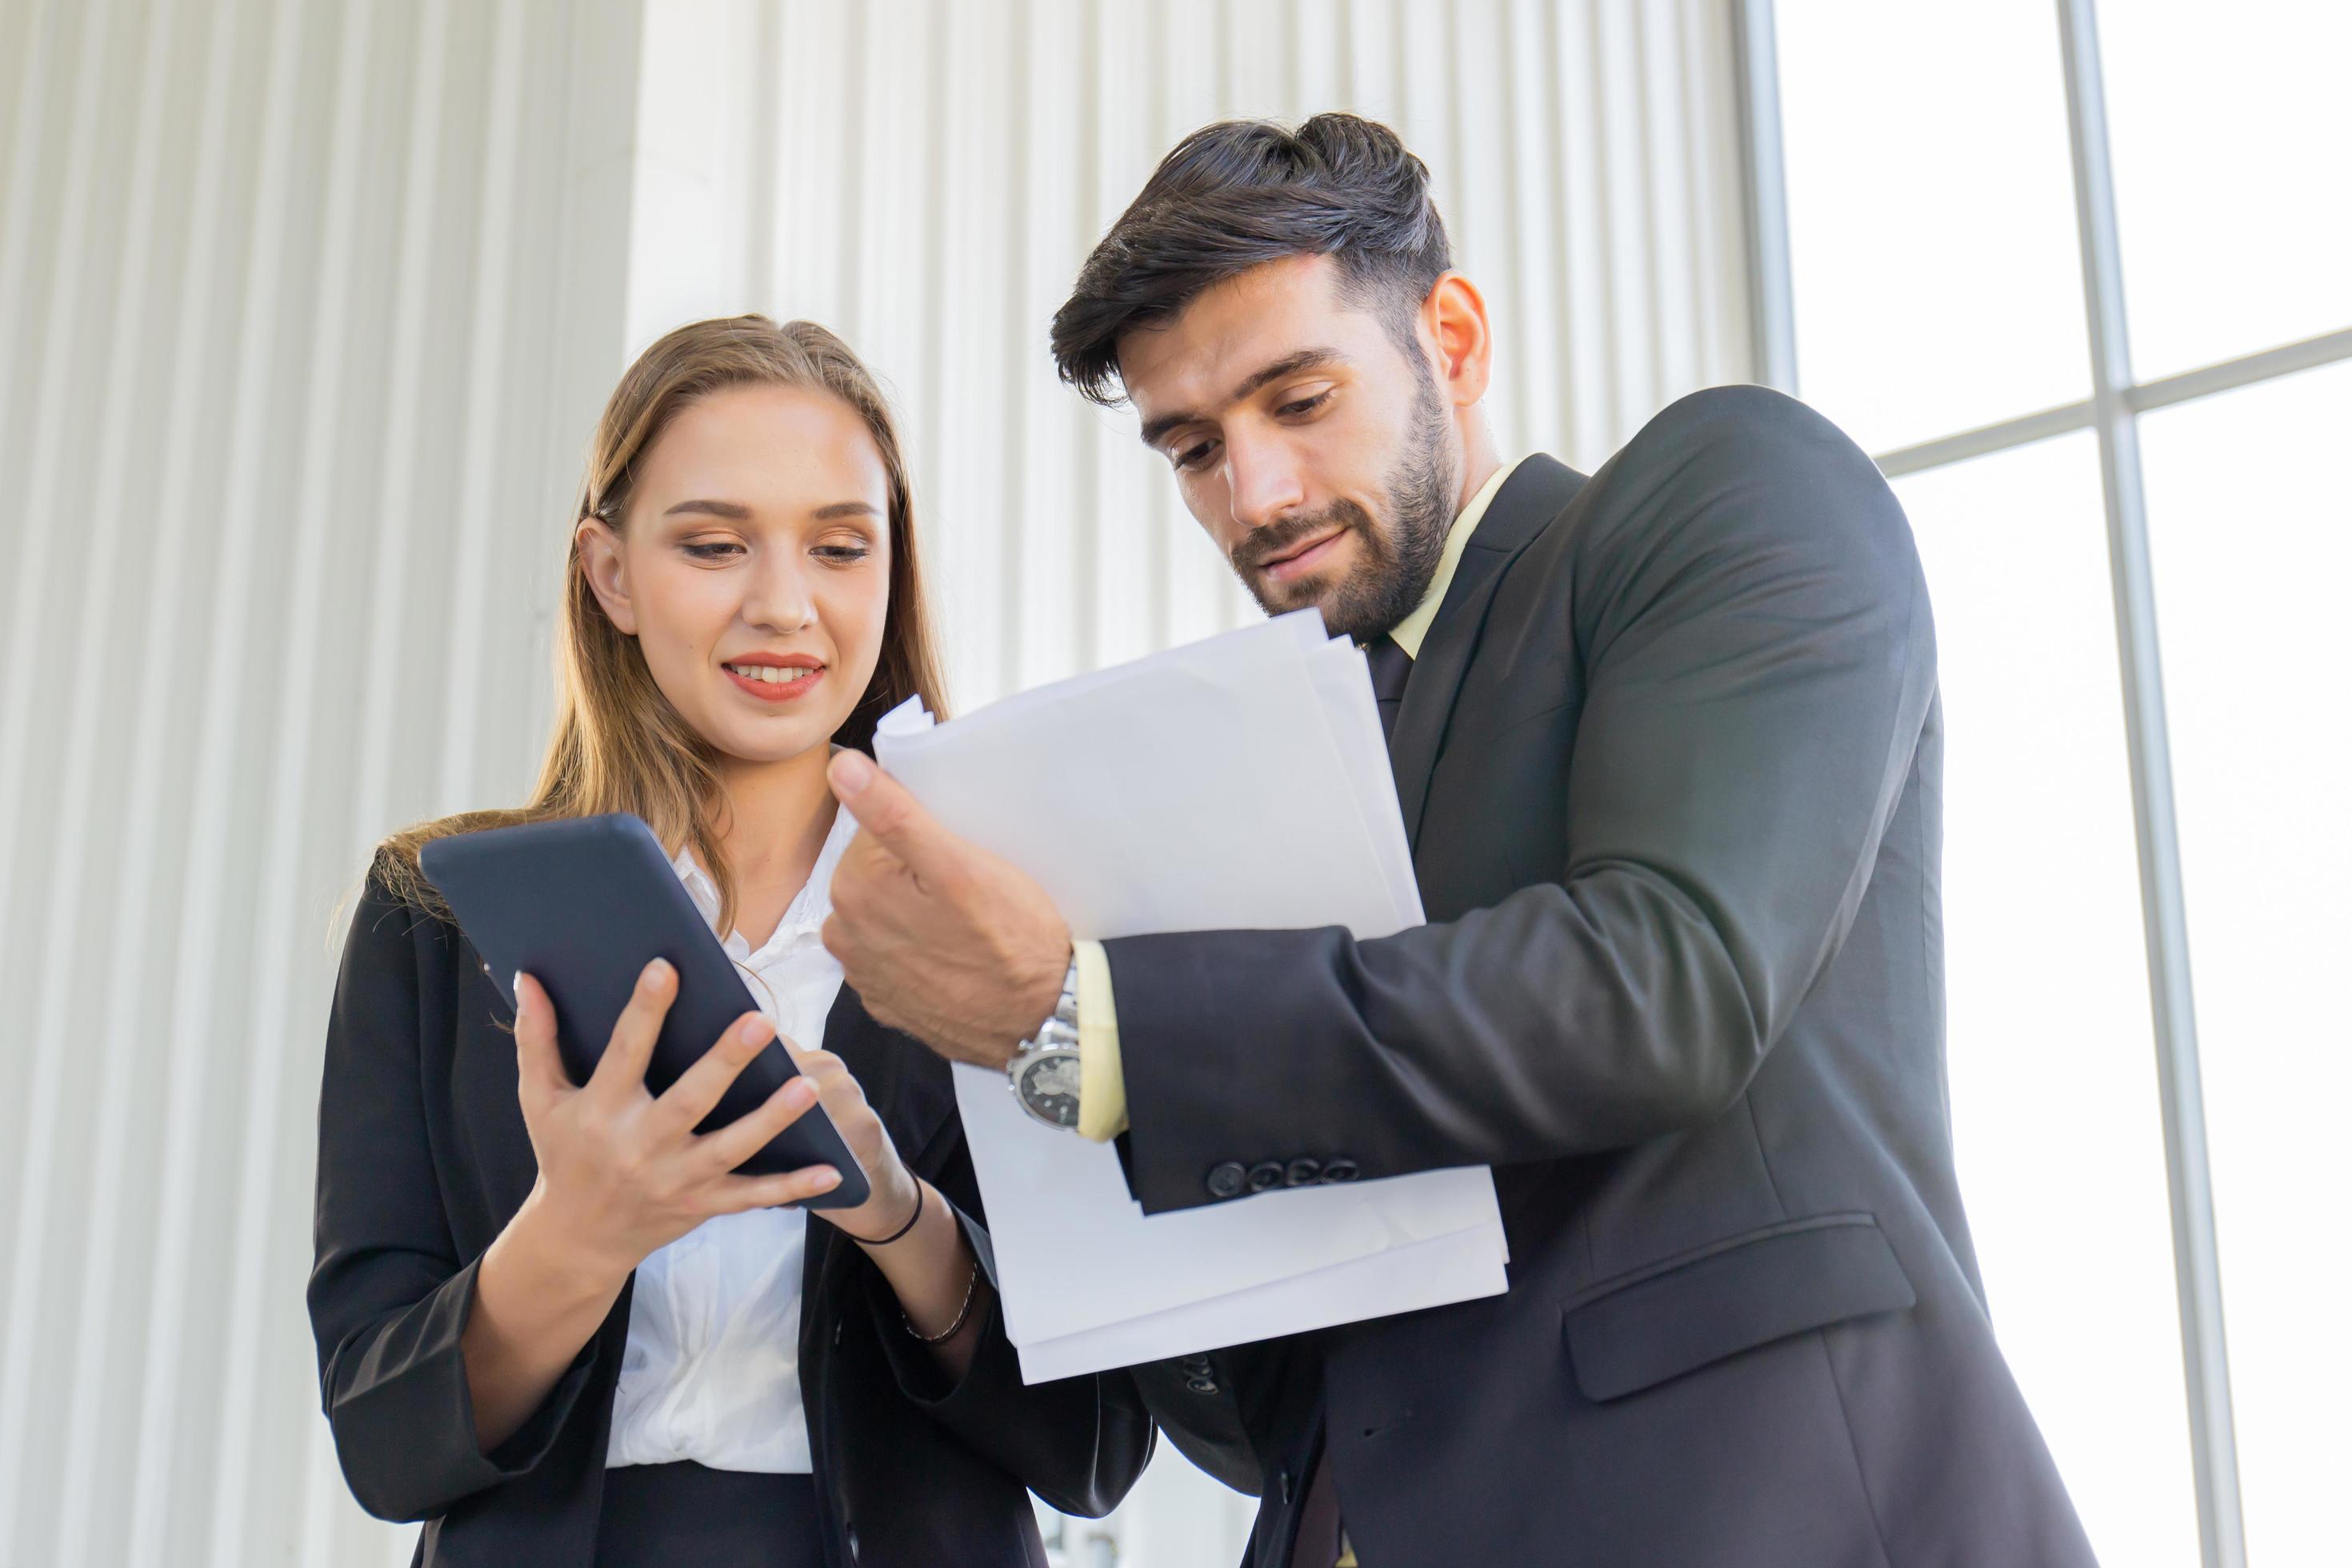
[576,517,638,635]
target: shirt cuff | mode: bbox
[1074,939,1129,1142]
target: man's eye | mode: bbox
[1277,390,1333,418]
[1174,439,1218,471]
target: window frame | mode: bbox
[1734,4,2352,1565]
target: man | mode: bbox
[822,114,2095,1566]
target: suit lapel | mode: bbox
[820,986,898,1124]
[1390,454,1586,846]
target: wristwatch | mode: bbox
[1006,954,1082,1130]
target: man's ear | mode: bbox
[576,518,638,636]
[1422,272,1494,410]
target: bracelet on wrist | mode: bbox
[904,1255,982,1345]
[852,1178,926,1247]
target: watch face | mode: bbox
[1015,1050,1082,1128]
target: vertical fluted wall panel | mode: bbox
[630,0,1754,716]
[0,2,642,1563]
[0,2,1748,1563]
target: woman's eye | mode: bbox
[814,544,871,564]
[1278,390,1333,418]
[682,541,742,561]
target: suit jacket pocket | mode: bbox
[1561,1213,1914,1402]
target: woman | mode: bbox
[308,315,1152,1566]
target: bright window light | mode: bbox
[1775,0,2088,454]
[2138,360,2352,1564]
[2102,0,2352,379]
[1892,433,2198,1568]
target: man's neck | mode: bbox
[1378,425,1516,658]
[1453,414,1502,520]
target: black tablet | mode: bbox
[419,812,870,1209]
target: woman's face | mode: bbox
[579,383,892,768]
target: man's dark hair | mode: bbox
[1050,114,1452,407]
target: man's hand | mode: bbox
[823,750,1072,1070]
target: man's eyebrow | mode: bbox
[1137,347,1348,448]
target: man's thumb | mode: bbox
[829,751,943,869]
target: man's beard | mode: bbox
[1228,368,1461,643]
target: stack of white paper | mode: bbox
[874,609,1508,1383]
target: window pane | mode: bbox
[2139,361,2352,1565]
[1893,433,2198,1568]
[1776,1,2088,454]
[2103,1,2352,380]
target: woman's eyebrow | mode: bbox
[658,498,878,521]
[662,498,752,519]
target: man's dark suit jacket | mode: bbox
[308,866,1152,1567]
[1109,387,2098,1566]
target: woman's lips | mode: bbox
[722,662,825,702]
[1260,529,1348,584]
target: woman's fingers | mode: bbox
[706,1163,843,1215]
[511,973,574,1109]
[650,1011,778,1134]
[586,958,677,1102]
[795,1051,874,1130]
[694,1074,819,1174]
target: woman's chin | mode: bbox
[705,713,842,770]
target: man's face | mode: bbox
[1117,254,1461,642]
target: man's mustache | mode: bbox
[1231,502,1373,576]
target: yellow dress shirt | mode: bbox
[1074,455,1527,1143]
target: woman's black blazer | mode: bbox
[308,861,1154,1567]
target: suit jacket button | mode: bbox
[1186,1374,1219,1394]
[1246,1161,1284,1193]
[1206,1162,1248,1199]
[1321,1158,1360,1183]
[1283,1158,1321,1187]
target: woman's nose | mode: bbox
[740,554,817,633]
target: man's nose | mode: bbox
[1224,432,1307,534]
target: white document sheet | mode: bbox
[1013,1221,1510,1386]
[873,610,1507,1382]
[950,1056,1503,1345]
[875,612,1414,942]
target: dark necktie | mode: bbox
[1366,634,1414,743]
[1287,639,1411,1568]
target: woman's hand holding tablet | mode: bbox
[507,959,922,1281]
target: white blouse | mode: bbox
[604,802,861,1473]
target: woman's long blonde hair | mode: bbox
[375,315,949,934]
